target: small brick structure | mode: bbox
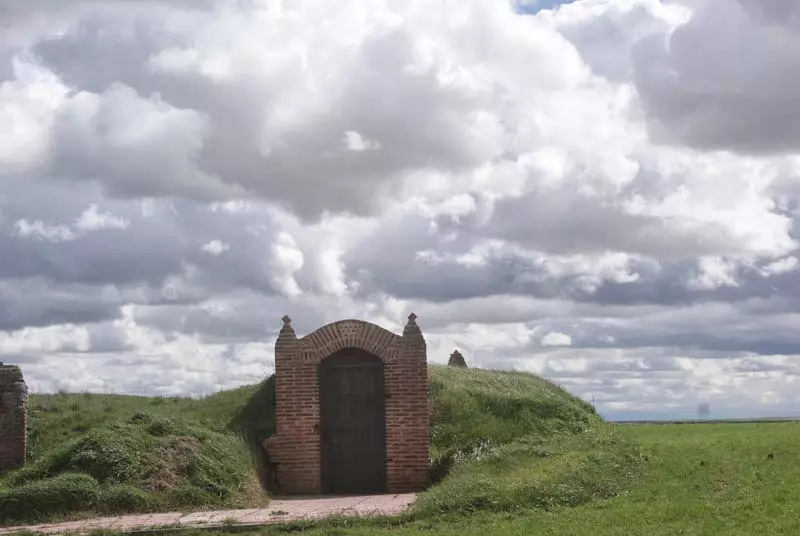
[448,349,468,368]
[0,363,28,472]
[263,314,430,495]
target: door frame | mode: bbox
[318,349,388,495]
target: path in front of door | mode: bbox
[0,494,417,535]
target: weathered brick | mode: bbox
[263,314,429,494]
[0,363,27,473]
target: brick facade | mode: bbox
[263,314,430,495]
[0,363,28,472]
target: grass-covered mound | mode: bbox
[0,382,274,526]
[0,366,645,527]
[417,366,646,516]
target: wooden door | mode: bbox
[319,349,387,494]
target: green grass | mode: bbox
[21,378,276,463]
[9,367,797,535]
[0,380,275,525]
[421,366,643,516]
[0,365,641,528]
[213,421,799,535]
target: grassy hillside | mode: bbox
[0,366,644,527]
[420,366,644,516]
[0,380,276,525]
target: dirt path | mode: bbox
[0,493,416,535]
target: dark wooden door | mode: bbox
[319,349,387,495]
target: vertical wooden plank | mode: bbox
[319,349,387,494]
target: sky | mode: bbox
[1,0,800,421]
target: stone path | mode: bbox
[0,494,416,535]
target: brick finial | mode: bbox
[402,312,425,355]
[403,312,422,338]
[403,313,422,340]
[448,349,467,368]
[278,315,296,340]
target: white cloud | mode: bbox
[541,331,573,347]
[761,256,800,277]
[12,203,128,242]
[268,231,305,298]
[0,58,68,171]
[13,219,76,242]
[74,204,129,232]
[202,240,229,256]
[688,256,740,291]
[342,130,382,152]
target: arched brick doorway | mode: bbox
[319,348,387,494]
[264,314,429,495]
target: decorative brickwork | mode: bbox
[448,349,468,368]
[264,314,430,495]
[0,363,28,472]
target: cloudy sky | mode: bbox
[2,0,799,420]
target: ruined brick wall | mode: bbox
[448,349,468,368]
[264,314,429,495]
[0,364,28,472]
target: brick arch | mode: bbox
[299,319,402,363]
[265,314,430,495]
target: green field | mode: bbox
[3,366,798,535]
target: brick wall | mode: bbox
[264,314,430,495]
[0,364,28,472]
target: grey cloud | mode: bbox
[133,305,277,343]
[345,208,795,307]
[737,0,800,24]
[345,190,800,309]
[0,179,294,332]
[632,0,800,154]
[545,305,800,357]
[487,188,719,258]
[0,219,182,286]
[583,334,800,357]
[542,365,685,381]
[131,293,328,344]
[86,322,134,353]
[0,195,183,287]
[0,354,46,365]
[0,279,122,331]
[0,179,286,295]
[731,358,798,374]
